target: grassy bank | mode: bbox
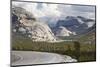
[12,33,96,62]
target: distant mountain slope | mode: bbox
[55,26,76,36]
[12,6,96,42]
[55,16,95,35]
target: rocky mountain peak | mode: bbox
[12,6,57,42]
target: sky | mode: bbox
[12,1,95,26]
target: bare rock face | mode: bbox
[30,22,56,42]
[12,6,56,42]
[55,26,76,36]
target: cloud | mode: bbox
[57,4,95,19]
[12,1,61,18]
[71,5,95,12]
[12,1,95,25]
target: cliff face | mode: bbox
[12,6,56,42]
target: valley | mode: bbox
[11,1,96,66]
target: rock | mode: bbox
[12,6,56,42]
[55,26,76,36]
[56,16,95,35]
[31,22,56,42]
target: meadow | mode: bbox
[12,33,96,62]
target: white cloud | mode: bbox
[12,1,95,25]
[57,4,95,19]
[12,1,61,18]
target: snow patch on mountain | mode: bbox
[56,16,95,35]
